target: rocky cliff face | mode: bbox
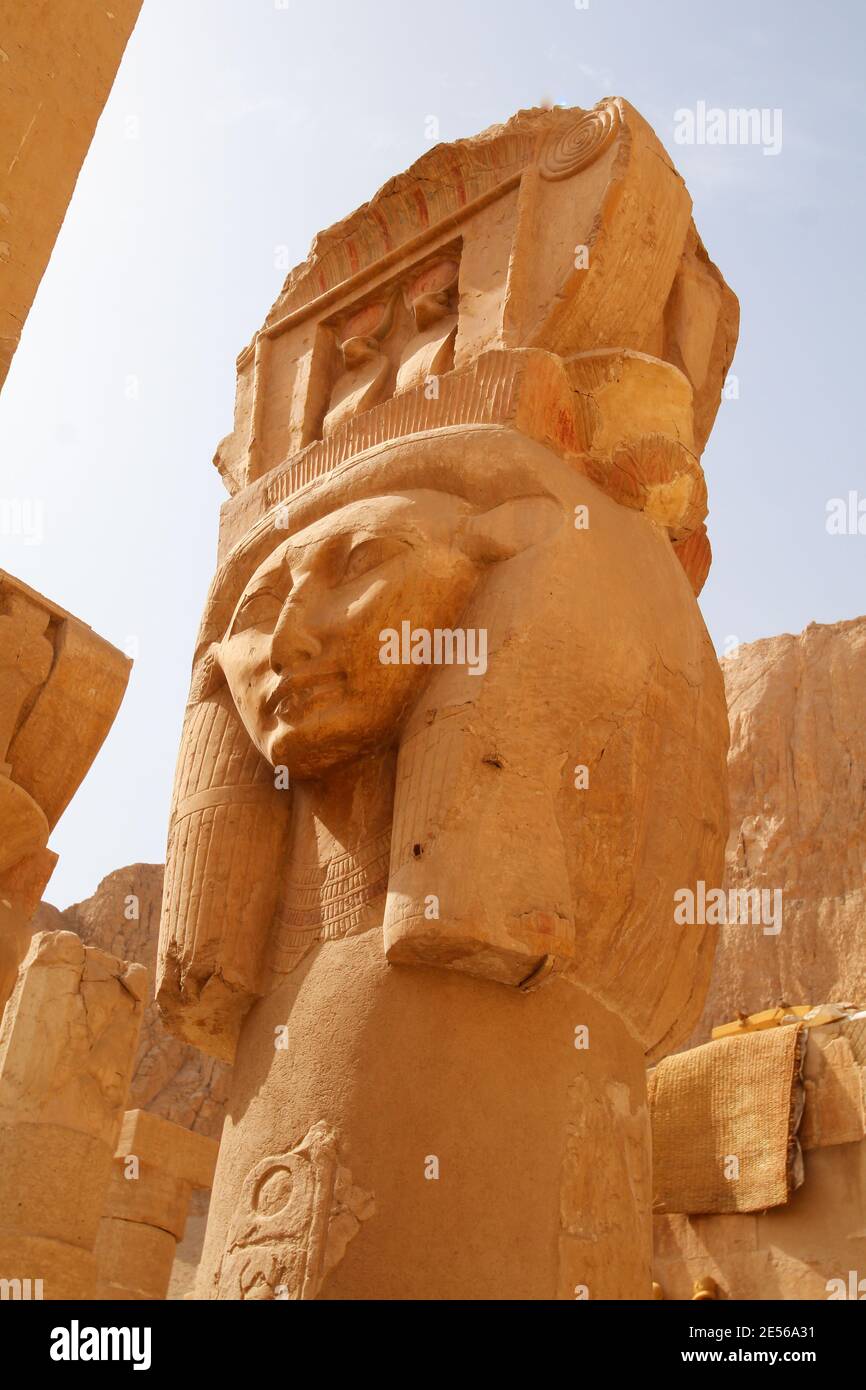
[691,616,866,1042]
[32,865,229,1140]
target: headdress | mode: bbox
[158,101,737,1061]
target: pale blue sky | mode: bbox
[2,0,864,906]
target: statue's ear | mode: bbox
[457,495,562,564]
[189,640,225,702]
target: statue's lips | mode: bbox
[266,670,347,718]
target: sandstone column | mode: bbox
[0,0,142,389]
[0,930,146,1299]
[94,1108,219,1301]
[158,99,738,1300]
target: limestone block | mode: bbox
[801,1025,866,1150]
[115,1108,219,1193]
[0,930,145,1299]
[0,572,131,1014]
[94,1219,177,1302]
[94,1109,219,1300]
[30,864,231,1142]
[27,864,229,1302]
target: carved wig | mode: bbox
[158,350,729,1064]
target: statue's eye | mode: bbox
[341,536,408,583]
[231,589,283,634]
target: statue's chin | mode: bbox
[265,721,395,781]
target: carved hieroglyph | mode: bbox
[217,1122,374,1300]
[0,572,131,1015]
[0,931,146,1299]
[158,101,738,1299]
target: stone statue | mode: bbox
[157,100,738,1299]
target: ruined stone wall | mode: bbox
[32,865,229,1142]
[30,865,228,1298]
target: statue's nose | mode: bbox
[269,588,323,672]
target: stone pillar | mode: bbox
[158,99,738,1299]
[94,1109,219,1301]
[0,0,142,390]
[0,931,146,1299]
[200,956,652,1300]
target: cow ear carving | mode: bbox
[458,496,562,564]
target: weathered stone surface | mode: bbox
[94,1108,219,1300]
[27,866,227,1300]
[31,865,229,1141]
[691,617,866,1042]
[157,101,736,1300]
[168,1212,209,1301]
[0,0,142,389]
[0,573,131,1015]
[655,619,866,1299]
[654,1140,866,1302]
[0,930,145,1298]
[0,1,137,1001]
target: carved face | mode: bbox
[218,491,479,777]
